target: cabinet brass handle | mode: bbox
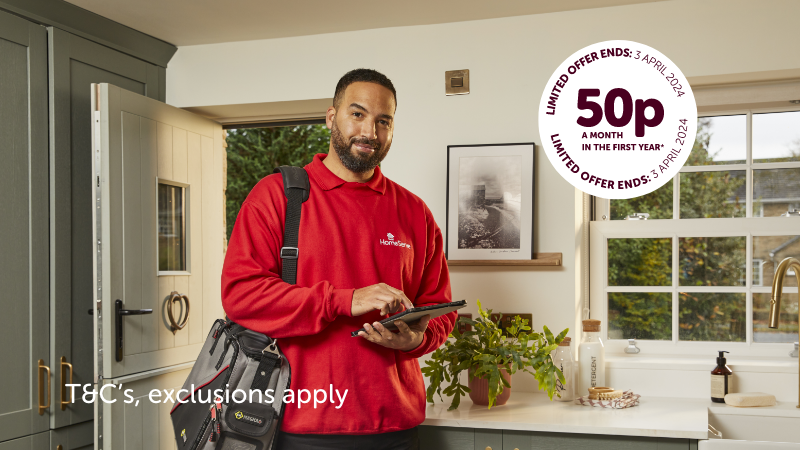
[167,291,190,335]
[60,356,73,411]
[38,359,50,415]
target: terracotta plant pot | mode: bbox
[467,367,512,406]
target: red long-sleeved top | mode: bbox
[221,153,455,435]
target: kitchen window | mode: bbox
[592,108,800,357]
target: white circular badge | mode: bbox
[538,40,697,199]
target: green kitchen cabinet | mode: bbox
[420,426,698,450]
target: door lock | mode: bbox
[115,299,153,362]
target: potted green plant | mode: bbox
[422,300,568,410]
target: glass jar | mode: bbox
[552,337,575,402]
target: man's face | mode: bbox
[328,82,395,173]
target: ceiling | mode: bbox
[65,0,666,47]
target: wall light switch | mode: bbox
[445,69,469,95]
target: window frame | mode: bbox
[156,177,191,276]
[591,105,800,358]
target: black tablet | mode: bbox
[350,300,467,337]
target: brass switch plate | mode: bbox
[445,69,469,95]
[489,313,533,336]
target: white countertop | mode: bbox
[422,392,710,439]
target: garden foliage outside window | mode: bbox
[599,110,800,350]
[225,124,330,240]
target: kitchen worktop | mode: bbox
[423,392,710,439]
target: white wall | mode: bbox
[167,0,800,394]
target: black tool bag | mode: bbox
[170,166,310,450]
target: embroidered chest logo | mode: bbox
[234,410,265,425]
[380,233,411,249]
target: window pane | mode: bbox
[679,237,746,286]
[610,179,673,220]
[753,235,800,287]
[753,168,800,217]
[679,293,746,342]
[753,111,800,163]
[608,238,672,286]
[680,171,745,218]
[608,292,672,340]
[753,293,799,343]
[687,116,746,166]
[158,183,185,271]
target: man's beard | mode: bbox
[330,118,390,174]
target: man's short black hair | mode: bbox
[333,68,397,110]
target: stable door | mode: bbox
[90,83,225,449]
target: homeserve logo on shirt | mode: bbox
[380,233,411,249]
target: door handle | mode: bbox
[115,299,153,362]
[60,356,73,411]
[38,359,50,415]
[167,291,190,335]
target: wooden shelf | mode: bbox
[446,252,562,266]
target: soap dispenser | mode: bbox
[711,351,732,403]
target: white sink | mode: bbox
[700,440,800,449]
[703,401,800,448]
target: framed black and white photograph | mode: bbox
[446,143,535,261]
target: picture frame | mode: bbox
[445,143,535,261]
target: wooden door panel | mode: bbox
[95,83,223,378]
[93,82,223,447]
[141,118,161,354]
[187,132,206,346]
[123,111,145,358]
[0,10,49,442]
[104,367,191,450]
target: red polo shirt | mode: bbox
[221,153,455,435]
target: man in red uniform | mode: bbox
[221,68,456,449]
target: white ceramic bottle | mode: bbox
[578,319,605,397]
[552,337,575,402]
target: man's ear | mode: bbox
[325,106,336,129]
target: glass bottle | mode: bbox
[578,319,605,397]
[552,337,575,402]
[711,350,733,403]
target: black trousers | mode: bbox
[276,426,420,450]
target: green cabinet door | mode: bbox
[419,426,696,450]
[0,9,49,444]
[0,432,51,450]
[51,421,93,450]
[420,426,475,450]
[503,429,692,450]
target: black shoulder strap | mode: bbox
[273,166,310,285]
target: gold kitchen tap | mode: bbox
[768,256,800,408]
